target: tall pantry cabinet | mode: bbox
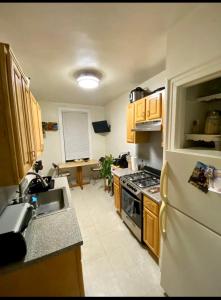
[0,43,43,186]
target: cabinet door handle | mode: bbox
[147,111,150,117]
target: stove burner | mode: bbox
[121,169,160,196]
[125,172,151,182]
[135,178,160,188]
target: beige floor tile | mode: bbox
[70,180,164,297]
[81,237,106,263]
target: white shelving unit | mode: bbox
[185,133,221,150]
[196,93,221,102]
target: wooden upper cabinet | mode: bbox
[21,77,36,164]
[146,92,162,120]
[127,103,135,143]
[37,101,44,153]
[10,56,33,179]
[134,98,146,123]
[29,92,44,158]
[0,43,43,186]
[126,103,149,144]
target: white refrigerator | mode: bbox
[159,150,221,296]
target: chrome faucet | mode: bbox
[27,172,48,189]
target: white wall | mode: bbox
[166,3,221,79]
[39,101,106,176]
[105,70,166,169]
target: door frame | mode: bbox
[58,107,92,163]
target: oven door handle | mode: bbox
[131,198,141,204]
[122,188,141,203]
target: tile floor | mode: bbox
[70,180,165,296]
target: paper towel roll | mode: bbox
[131,156,138,171]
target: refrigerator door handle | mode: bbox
[159,200,166,235]
[160,160,168,202]
[159,160,168,236]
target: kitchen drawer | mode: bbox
[143,195,159,216]
[113,175,120,186]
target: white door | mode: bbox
[166,150,221,234]
[160,205,221,296]
[62,111,90,161]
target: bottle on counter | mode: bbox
[131,156,138,171]
[126,152,132,169]
[138,159,144,170]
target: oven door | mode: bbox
[121,187,142,228]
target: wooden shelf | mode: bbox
[195,93,221,102]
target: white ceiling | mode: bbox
[0,3,199,105]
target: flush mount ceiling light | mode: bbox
[76,74,100,89]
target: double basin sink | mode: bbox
[29,186,69,219]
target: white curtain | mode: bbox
[62,111,90,161]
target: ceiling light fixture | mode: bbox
[76,74,100,89]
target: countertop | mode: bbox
[111,167,136,178]
[141,185,161,204]
[0,177,83,273]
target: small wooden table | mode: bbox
[58,159,99,190]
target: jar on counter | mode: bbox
[204,110,221,134]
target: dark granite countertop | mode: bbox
[0,177,83,273]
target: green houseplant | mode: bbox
[100,154,114,191]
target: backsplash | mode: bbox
[136,132,163,170]
[0,185,17,216]
[0,166,38,216]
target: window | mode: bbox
[61,110,90,161]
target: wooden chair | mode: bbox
[90,165,101,184]
[52,163,72,187]
[90,157,104,184]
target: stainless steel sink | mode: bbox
[32,187,69,218]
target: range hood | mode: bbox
[132,120,162,132]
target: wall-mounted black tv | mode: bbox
[92,120,110,133]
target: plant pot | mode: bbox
[104,177,109,191]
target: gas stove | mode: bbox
[120,166,161,199]
[120,166,161,242]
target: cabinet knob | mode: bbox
[31,150,36,160]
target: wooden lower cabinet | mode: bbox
[0,246,85,297]
[143,195,160,257]
[113,175,121,214]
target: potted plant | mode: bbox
[99,154,114,191]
